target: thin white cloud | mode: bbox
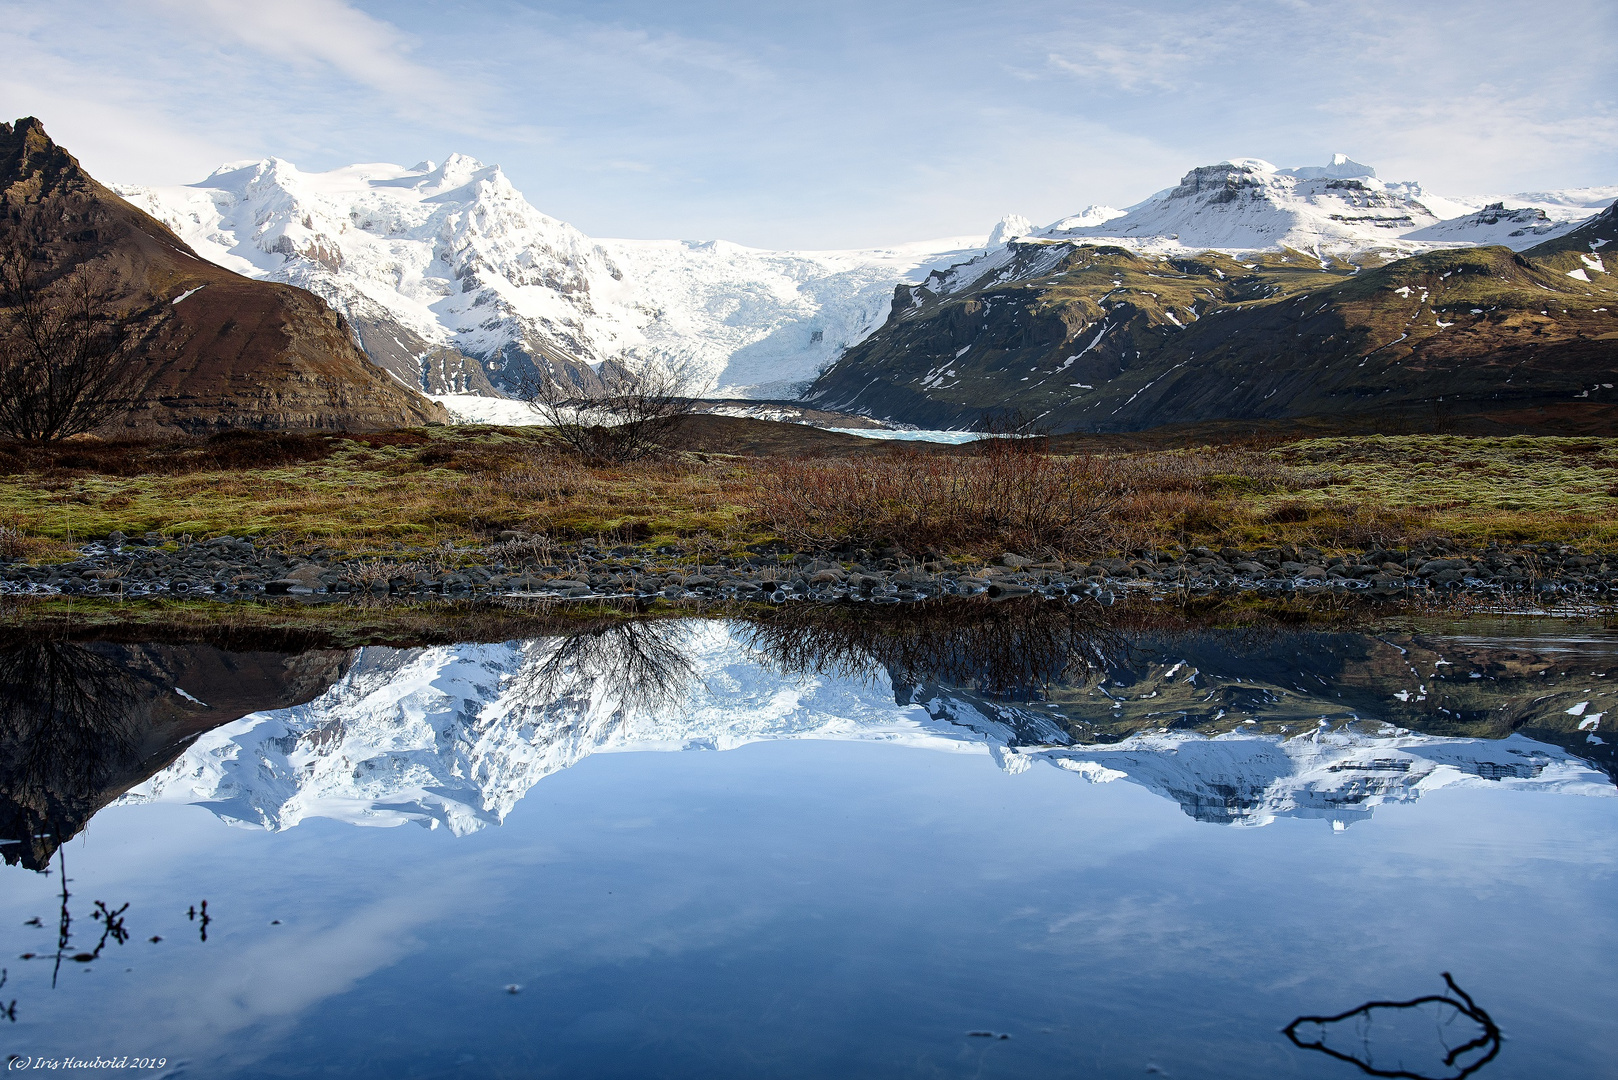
[146,0,454,115]
[1046,43,1194,93]
[0,20,247,183]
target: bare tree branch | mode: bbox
[0,202,145,443]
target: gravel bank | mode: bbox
[4,531,1616,606]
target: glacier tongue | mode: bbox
[121,624,1613,835]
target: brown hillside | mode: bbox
[0,117,447,434]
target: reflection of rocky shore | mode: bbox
[0,640,352,869]
[118,616,1615,835]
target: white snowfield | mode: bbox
[115,153,1612,400]
[121,624,1612,836]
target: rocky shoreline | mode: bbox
[3,531,1616,606]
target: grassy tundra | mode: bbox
[2,419,1616,564]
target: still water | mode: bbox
[1,606,1614,1078]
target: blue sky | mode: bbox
[3,0,1614,248]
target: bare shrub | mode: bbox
[517,360,706,463]
[0,525,28,560]
[337,552,452,590]
[753,448,1110,553]
[509,621,697,715]
[485,454,599,504]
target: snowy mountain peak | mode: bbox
[988,214,1033,246]
[412,152,498,197]
[115,156,990,401]
[1028,155,1432,254]
[1216,157,1281,174]
[1045,205,1127,232]
[1280,154,1378,181]
[1029,154,1599,257]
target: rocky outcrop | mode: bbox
[0,117,448,433]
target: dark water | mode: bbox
[1,607,1614,1078]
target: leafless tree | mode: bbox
[518,358,706,463]
[0,212,143,443]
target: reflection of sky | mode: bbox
[3,740,1615,1078]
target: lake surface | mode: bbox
[2,608,1614,1078]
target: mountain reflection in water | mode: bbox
[1,607,1615,1079]
[0,607,1565,836]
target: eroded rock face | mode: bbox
[0,117,448,434]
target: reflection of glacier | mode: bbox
[124,624,1613,833]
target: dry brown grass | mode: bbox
[750,442,1315,556]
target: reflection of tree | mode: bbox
[741,598,1131,704]
[509,620,698,716]
[1285,972,1500,1079]
[0,641,144,870]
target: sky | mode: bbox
[2,0,1615,249]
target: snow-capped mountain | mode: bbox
[114,160,987,399]
[1032,155,1604,259]
[113,152,1611,402]
[122,624,1611,835]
